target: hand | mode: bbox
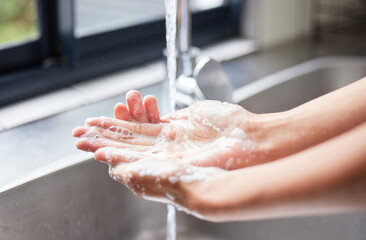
[72,90,273,217]
[72,90,260,214]
[73,93,267,170]
[106,151,223,216]
[113,90,162,123]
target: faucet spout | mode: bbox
[177,0,191,55]
[176,57,233,108]
[171,0,233,109]
[176,0,198,78]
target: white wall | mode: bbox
[241,0,313,49]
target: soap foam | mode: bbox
[231,127,246,139]
[110,157,223,186]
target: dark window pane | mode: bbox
[75,0,229,37]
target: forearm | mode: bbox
[186,122,366,222]
[249,77,366,160]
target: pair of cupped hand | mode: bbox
[73,90,261,207]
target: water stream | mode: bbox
[165,0,177,114]
[164,0,178,239]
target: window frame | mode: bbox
[0,0,242,107]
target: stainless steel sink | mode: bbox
[1,57,366,240]
[234,56,366,113]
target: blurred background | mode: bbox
[0,0,230,45]
[0,0,237,106]
[0,0,366,107]
[1,0,366,107]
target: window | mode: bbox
[0,0,241,106]
[0,0,42,73]
[0,0,38,47]
[75,0,231,37]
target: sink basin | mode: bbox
[1,57,366,240]
[234,56,366,113]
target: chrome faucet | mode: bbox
[174,0,233,108]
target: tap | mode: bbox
[173,0,233,108]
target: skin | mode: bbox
[74,91,265,170]
[73,77,366,222]
[186,122,366,222]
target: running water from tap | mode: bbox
[164,0,177,239]
[165,0,177,114]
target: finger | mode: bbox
[75,137,106,152]
[126,90,148,122]
[114,103,130,121]
[85,117,163,136]
[75,137,151,153]
[95,147,142,164]
[143,95,160,123]
[72,126,89,137]
[89,126,156,146]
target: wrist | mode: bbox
[180,180,225,221]
[180,171,261,222]
[245,111,297,162]
[180,178,233,221]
